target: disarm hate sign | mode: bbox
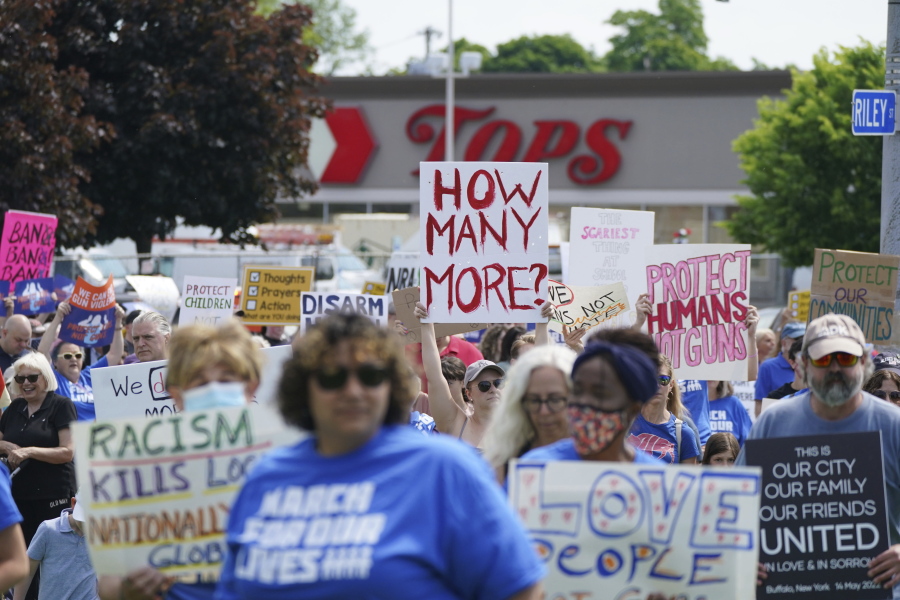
[419,162,549,323]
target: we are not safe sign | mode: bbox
[240,265,314,325]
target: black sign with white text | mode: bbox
[744,432,890,599]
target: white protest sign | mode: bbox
[93,359,173,420]
[547,279,629,334]
[126,275,181,322]
[645,244,753,380]
[254,344,292,406]
[568,208,655,327]
[419,162,549,323]
[385,251,419,294]
[299,291,387,334]
[179,275,236,326]
[73,404,303,578]
[509,459,761,600]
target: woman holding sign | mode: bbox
[217,313,544,599]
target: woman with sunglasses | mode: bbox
[0,352,76,600]
[482,344,576,484]
[38,302,125,413]
[216,313,545,599]
[864,369,900,408]
[629,355,700,464]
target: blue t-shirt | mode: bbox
[27,508,99,600]
[629,413,701,464]
[0,469,21,532]
[708,394,753,447]
[754,353,793,400]
[54,355,108,404]
[520,437,663,464]
[678,380,710,445]
[168,583,217,600]
[216,426,543,600]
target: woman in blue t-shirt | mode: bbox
[216,314,544,600]
[629,355,700,464]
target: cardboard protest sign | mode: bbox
[509,459,761,600]
[93,359,172,420]
[54,274,75,303]
[240,265,314,326]
[788,290,811,322]
[547,279,629,334]
[390,286,486,344]
[744,432,890,599]
[0,210,57,285]
[362,281,386,295]
[13,277,54,314]
[568,208,655,327]
[59,275,117,348]
[809,249,900,344]
[73,404,304,578]
[385,251,419,293]
[645,244,753,380]
[179,276,236,326]
[126,275,180,322]
[419,162,549,323]
[300,292,387,334]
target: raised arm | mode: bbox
[533,302,553,347]
[414,302,464,435]
[37,302,70,361]
[632,293,651,331]
[105,305,127,367]
[744,305,760,381]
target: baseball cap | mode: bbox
[781,321,807,340]
[873,352,900,376]
[463,360,505,387]
[801,314,865,360]
[72,491,85,522]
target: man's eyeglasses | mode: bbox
[315,364,388,390]
[14,374,40,384]
[658,374,672,386]
[872,389,900,403]
[475,379,504,393]
[808,352,860,368]
[522,396,567,414]
[61,352,83,361]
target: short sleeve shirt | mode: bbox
[629,413,701,463]
[0,393,76,499]
[0,469,21,532]
[54,355,108,404]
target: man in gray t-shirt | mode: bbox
[12,495,98,600]
[739,313,900,598]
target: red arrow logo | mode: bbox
[320,107,378,184]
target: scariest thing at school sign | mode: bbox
[645,244,753,380]
[419,162,549,324]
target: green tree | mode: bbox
[447,37,492,72]
[258,0,370,75]
[604,0,736,72]
[0,0,110,248]
[727,43,884,267]
[482,34,601,73]
[48,0,328,254]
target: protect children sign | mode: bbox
[59,275,117,348]
[419,162,549,323]
[743,432,891,599]
[508,459,762,600]
[644,244,753,380]
[179,276,236,326]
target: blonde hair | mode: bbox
[482,345,577,473]
[166,320,262,389]
[10,352,58,397]
[658,354,688,421]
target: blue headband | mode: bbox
[572,341,659,404]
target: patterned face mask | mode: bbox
[567,404,630,456]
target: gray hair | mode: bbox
[10,352,58,396]
[481,344,577,474]
[132,311,171,336]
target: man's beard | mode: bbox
[808,370,863,407]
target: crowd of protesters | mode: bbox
[0,287,899,600]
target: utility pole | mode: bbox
[884,1,900,257]
[418,26,441,57]
[445,0,454,161]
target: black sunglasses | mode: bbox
[872,389,900,402]
[14,374,40,384]
[475,379,504,393]
[315,364,388,390]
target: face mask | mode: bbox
[568,404,629,456]
[183,381,246,412]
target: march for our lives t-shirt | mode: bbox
[54,355,108,404]
[216,426,543,600]
[708,394,753,447]
[629,413,701,464]
[678,379,711,445]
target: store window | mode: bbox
[645,205,704,245]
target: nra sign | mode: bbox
[313,104,632,185]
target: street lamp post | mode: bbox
[446,0,454,161]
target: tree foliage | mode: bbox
[40,0,328,253]
[482,34,601,73]
[0,1,110,248]
[727,43,884,267]
[603,0,736,72]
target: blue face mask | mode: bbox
[182,381,246,412]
